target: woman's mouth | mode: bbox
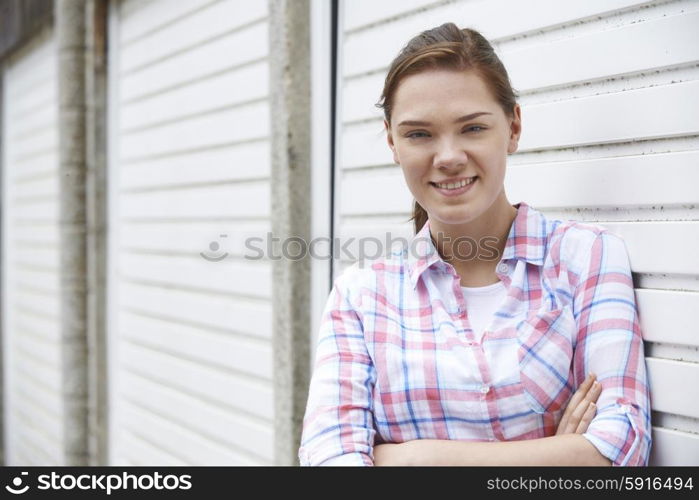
[430,176,478,197]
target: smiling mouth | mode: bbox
[429,176,478,190]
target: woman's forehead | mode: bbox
[392,71,499,123]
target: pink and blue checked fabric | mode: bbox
[299,201,651,466]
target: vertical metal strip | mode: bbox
[56,0,88,465]
[84,0,108,466]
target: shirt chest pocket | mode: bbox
[516,306,576,414]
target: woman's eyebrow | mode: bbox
[397,111,492,127]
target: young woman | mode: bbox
[298,23,651,466]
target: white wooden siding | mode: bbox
[337,0,699,465]
[1,29,64,465]
[108,0,273,465]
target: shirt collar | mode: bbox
[406,201,547,289]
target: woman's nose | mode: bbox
[434,140,468,169]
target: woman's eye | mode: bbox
[406,131,428,139]
[406,126,485,139]
[467,126,485,132]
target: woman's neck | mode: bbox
[429,194,517,272]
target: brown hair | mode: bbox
[375,23,519,234]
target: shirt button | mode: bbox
[496,262,509,274]
[480,385,490,394]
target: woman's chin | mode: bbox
[425,207,481,226]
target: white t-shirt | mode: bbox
[461,280,507,343]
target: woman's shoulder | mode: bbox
[542,211,624,267]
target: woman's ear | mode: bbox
[507,104,522,155]
[384,120,399,164]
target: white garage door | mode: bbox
[107,0,274,465]
[336,0,699,465]
[1,30,64,465]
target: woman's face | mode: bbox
[385,69,521,226]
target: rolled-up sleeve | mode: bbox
[572,230,652,466]
[298,265,377,466]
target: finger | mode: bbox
[566,381,604,434]
[566,385,599,434]
[574,380,602,421]
[557,373,596,434]
[566,373,597,415]
[582,380,602,406]
[575,402,597,434]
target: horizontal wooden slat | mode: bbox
[343,0,437,31]
[600,222,699,276]
[14,290,60,318]
[119,341,273,420]
[341,120,391,168]
[120,141,270,187]
[121,370,273,460]
[342,0,648,76]
[11,173,58,198]
[5,47,55,101]
[120,0,267,73]
[12,343,61,394]
[119,101,269,160]
[119,310,272,380]
[503,10,699,92]
[13,419,62,465]
[120,21,268,102]
[519,80,699,151]
[118,399,252,465]
[7,77,55,116]
[506,151,699,208]
[650,427,699,466]
[14,361,63,417]
[6,152,58,178]
[5,34,53,79]
[10,219,59,242]
[119,252,272,299]
[7,126,56,159]
[120,61,268,132]
[646,358,699,419]
[9,245,59,268]
[119,181,270,218]
[636,289,699,348]
[119,221,270,254]
[13,391,62,443]
[10,103,55,138]
[13,269,60,294]
[119,0,216,45]
[118,282,272,339]
[115,428,187,466]
[340,167,411,215]
[15,331,61,368]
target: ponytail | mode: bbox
[410,200,429,234]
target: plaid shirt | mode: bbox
[298,201,651,466]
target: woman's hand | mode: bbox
[555,373,602,435]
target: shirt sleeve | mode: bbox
[297,265,377,466]
[572,230,652,466]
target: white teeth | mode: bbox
[435,177,476,190]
